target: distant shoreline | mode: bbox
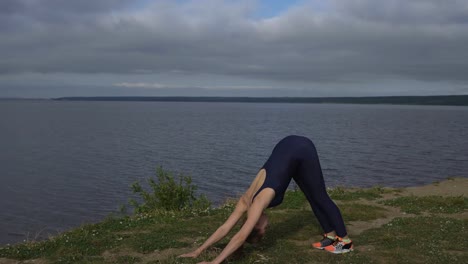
[1,95,467,106]
[52,95,468,106]
[0,98,48,101]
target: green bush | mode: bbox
[129,166,211,213]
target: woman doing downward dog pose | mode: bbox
[180,135,353,263]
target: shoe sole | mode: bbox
[327,248,354,254]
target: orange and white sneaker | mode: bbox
[324,236,354,254]
[312,234,336,250]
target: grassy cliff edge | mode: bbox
[1,177,467,264]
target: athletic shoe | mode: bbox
[324,236,354,254]
[312,234,336,250]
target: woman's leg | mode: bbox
[294,175,335,234]
[293,143,348,238]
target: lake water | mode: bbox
[1,100,467,245]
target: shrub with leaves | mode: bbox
[129,167,211,214]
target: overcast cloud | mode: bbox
[1,0,467,97]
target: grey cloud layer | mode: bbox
[1,0,468,84]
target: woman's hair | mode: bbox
[244,212,268,244]
[246,227,264,244]
[245,228,263,244]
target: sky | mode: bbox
[1,0,468,98]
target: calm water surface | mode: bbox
[1,101,467,245]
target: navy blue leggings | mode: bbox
[257,135,347,237]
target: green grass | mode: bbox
[0,207,235,262]
[380,195,467,214]
[0,196,391,264]
[1,183,466,263]
[115,255,142,264]
[273,189,307,209]
[357,216,468,263]
[338,203,388,221]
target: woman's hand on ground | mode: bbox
[178,250,200,258]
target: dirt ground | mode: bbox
[402,177,468,196]
[345,177,468,236]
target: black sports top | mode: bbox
[252,135,314,208]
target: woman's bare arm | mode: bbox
[179,195,249,258]
[207,188,275,264]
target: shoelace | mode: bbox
[333,236,352,246]
[318,234,330,246]
[332,236,344,246]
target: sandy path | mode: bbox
[402,177,468,196]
